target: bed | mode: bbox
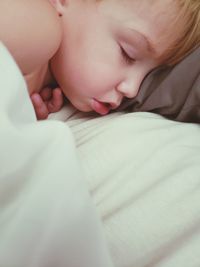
[1,41,200,267]
[50,103,200,267]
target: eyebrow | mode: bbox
[128,28,157,54]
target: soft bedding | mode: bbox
[0,42,113,267]
[50,103,200,267]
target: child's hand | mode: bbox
[31,87,64,120]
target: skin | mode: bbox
[0,0,182,119]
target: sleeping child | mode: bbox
[0,0,199,120]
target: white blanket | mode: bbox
[2,39,200,267]
[50,99,200,266]
[0,43,113,267]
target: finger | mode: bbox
[47,88,64,113]
[40,87,52,101]
[31,93,49,120]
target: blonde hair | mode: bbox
[96,0,200,66]
[164,0,200,65]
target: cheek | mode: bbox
[64,59,118,96]
[52,38,120,97]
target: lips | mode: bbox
[91,99,111,115]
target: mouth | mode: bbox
[91,99,111,115]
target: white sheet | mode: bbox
[50,102,200,266]
[0,42,113,267]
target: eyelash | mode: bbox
[120,46,135,65]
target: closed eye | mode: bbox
[120,46,135,65]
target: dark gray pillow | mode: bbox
[118,47,200,123]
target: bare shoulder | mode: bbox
[0,0,62,74]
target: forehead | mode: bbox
[98,0,178,19]
[98,0,181,61]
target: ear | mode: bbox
[49,0,68,16]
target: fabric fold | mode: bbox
[0,42,113,267]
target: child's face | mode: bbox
[51,0,181,115]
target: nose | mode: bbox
[116,76,142,98]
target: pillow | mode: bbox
[118,47,200,123]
